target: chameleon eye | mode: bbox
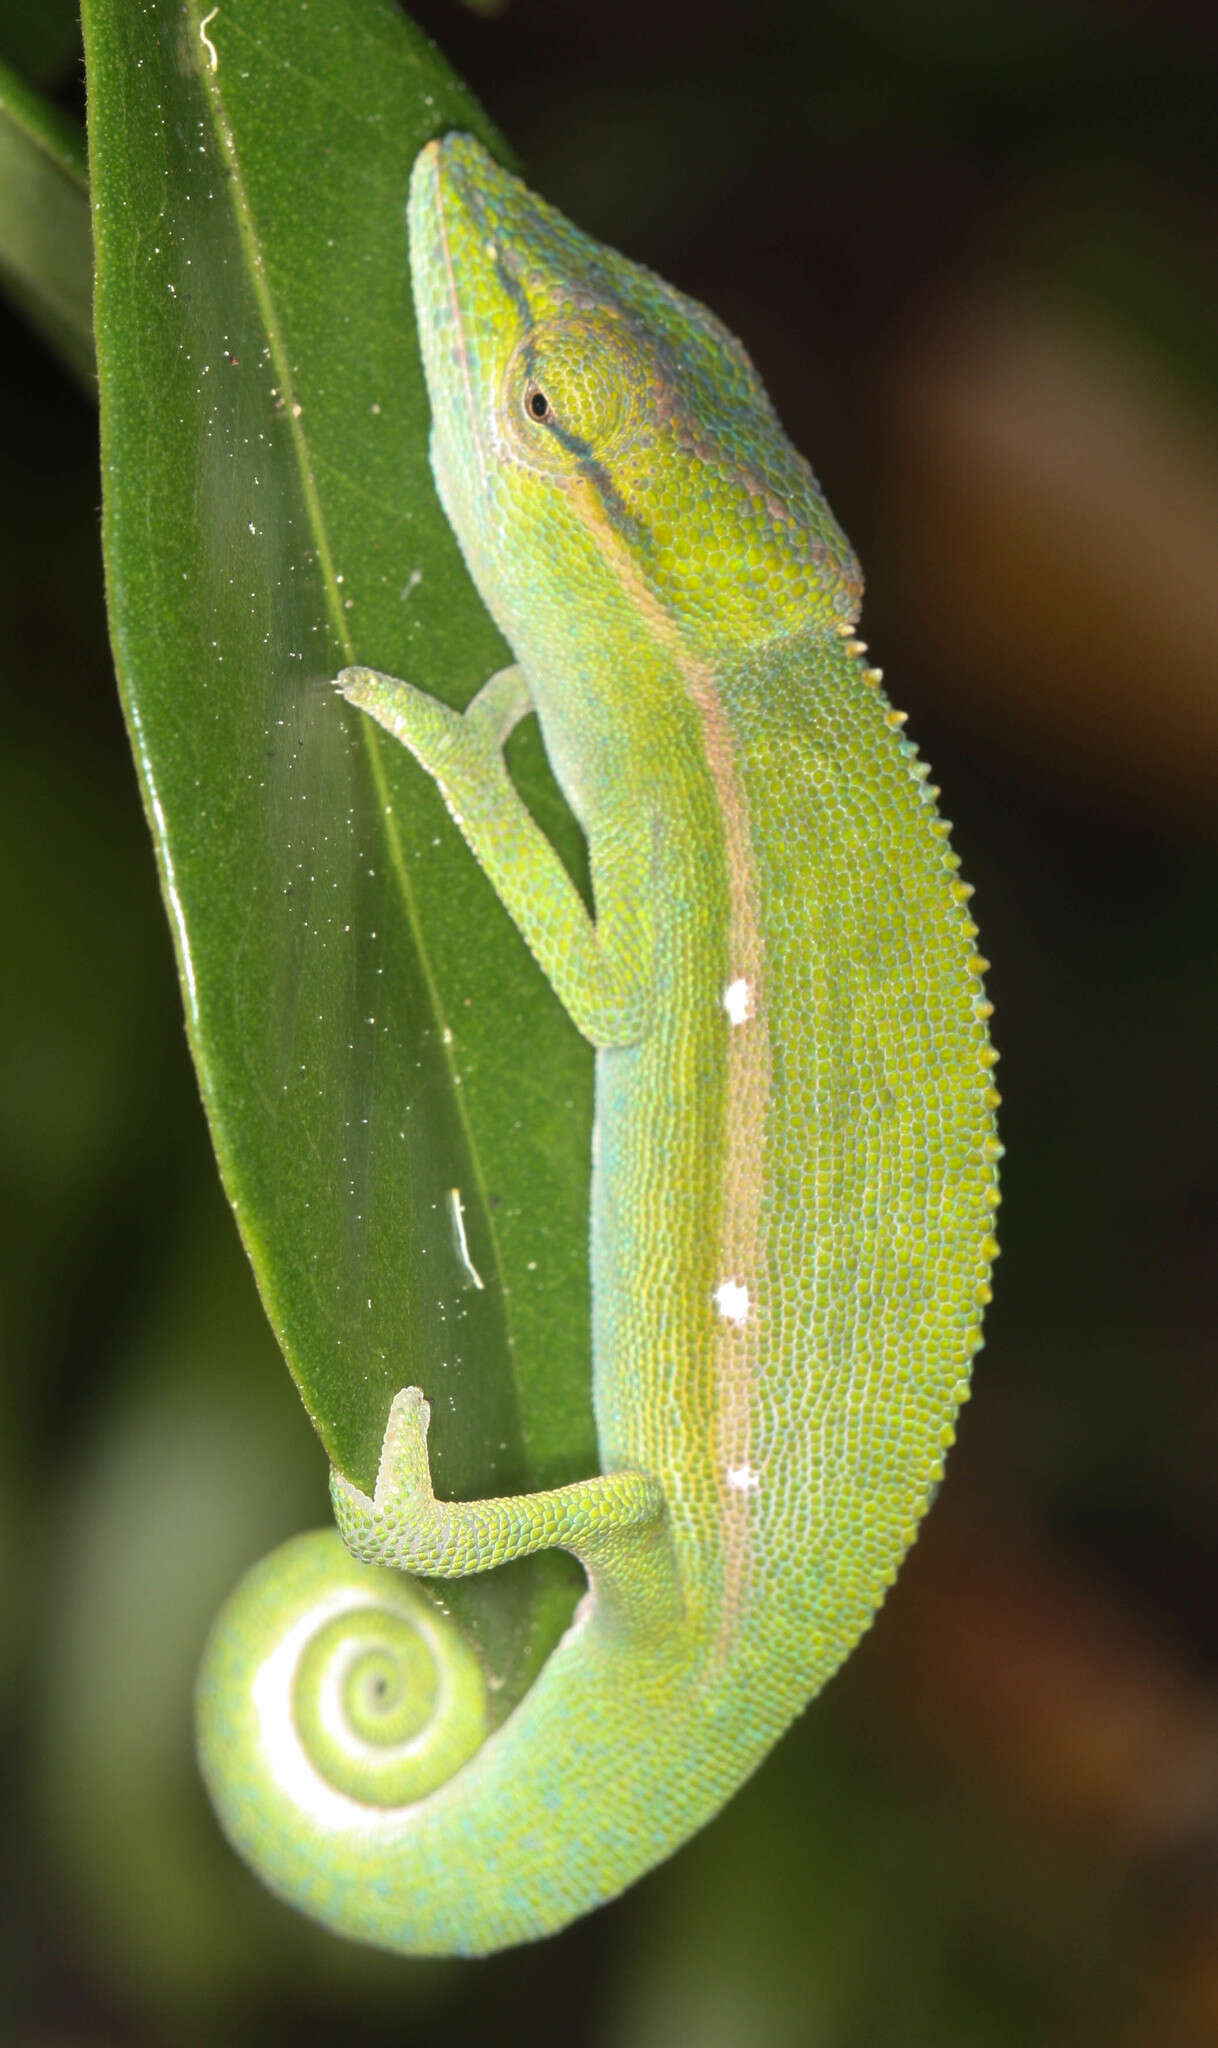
[525,383,553,424]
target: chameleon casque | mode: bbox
[196,132,1000,1956]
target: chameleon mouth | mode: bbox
[408,136,538,527]
[409,139,487,506]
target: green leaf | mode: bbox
[0,54,92,389]
[83,0,595,1685]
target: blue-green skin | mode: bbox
[196,135,999,1956]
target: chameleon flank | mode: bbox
[196,134,1000,1956]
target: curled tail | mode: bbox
[195,1388,700,1955]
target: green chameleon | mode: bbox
[196,133,1000,1957]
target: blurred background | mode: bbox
[3,0,1218,2040]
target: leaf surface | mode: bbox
[83,0,596,1681]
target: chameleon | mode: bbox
[195,132,1000,1957]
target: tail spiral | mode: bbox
[196,1530,489,1868]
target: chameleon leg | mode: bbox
[331,1386,667,1582]
[461,662,534,748]
[338,663,647,1046]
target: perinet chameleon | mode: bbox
[196,133,1000,1956]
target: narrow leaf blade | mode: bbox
[84,0,595,1679]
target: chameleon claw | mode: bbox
[329,1385,436,1556]
[375,1385,436,1507]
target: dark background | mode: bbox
[4,0,1218,2041]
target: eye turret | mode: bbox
[510,309,653,456]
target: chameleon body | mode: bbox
[196,134,999,1956]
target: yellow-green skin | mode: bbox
[195,135,1000,1956]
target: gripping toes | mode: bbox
[330,1384,437,1563]
[337,667,471,777]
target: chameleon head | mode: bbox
[408,135,862,666]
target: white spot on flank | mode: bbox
[714,1279,750,1325]
[726,1463,761,1495]
[401,567,423,603]
[449,1188,484,1290]
[199,6,219,71]
[722,977,753,1026]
